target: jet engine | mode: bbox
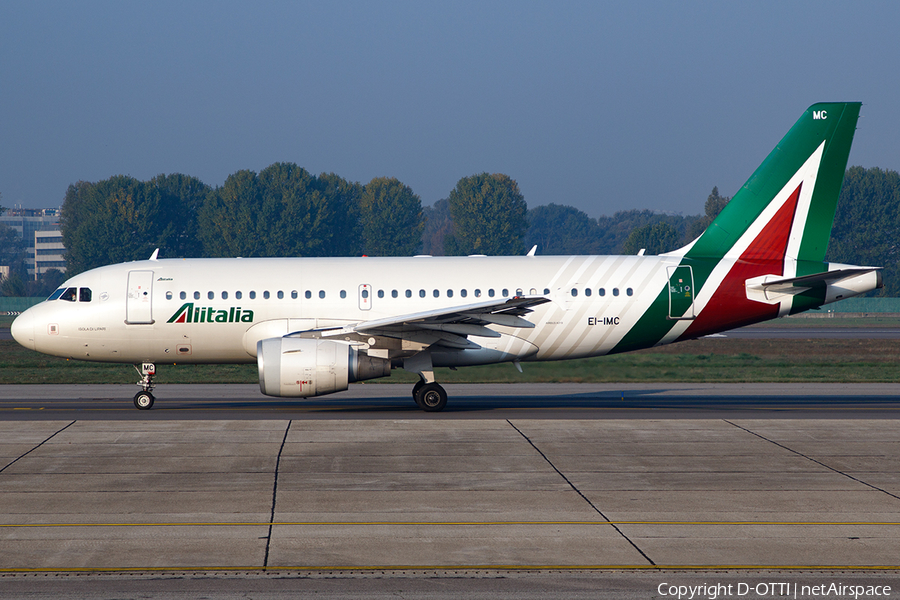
[257,337,391,398]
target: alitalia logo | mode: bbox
[167,302,254,324]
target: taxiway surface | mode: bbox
[2,382,900,419]
[1,383,898,599]
[1,384,899,573]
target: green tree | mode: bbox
[688,186,731,239]
[198,169,265,257]
[26,268,66,297]
[148,173,210,257]
[0,221,25,274]
[421,198,452,256]
[525,204,604,255]
[623,222,682,255]
[358,177,423,256]
[0,272,26,297]
[312,172,362,256]
[61,175,198,274]
[445,173,528,256]
[199,164,362,258]
[828,166,900,296]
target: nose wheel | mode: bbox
[134,391,155,410]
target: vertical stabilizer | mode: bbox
[686,102,861,264]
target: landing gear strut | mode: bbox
[405,352,448,412]
[133,362,156,410]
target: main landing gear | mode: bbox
[133,362,156,410]
[412,378,448,412]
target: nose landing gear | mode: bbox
[133,362,156,410]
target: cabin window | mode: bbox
[474,289,481,297]
[249,291,256,299]
[502,288,509,297]
[263,291,270,299]
[391,290,398,298]
[613,288,619,296]
[166,291,173,300]
[221,291,228,300]
[433,289,439,298]
[419,289,426,298]
[59,287,77,302]
[584,288,592,297]
[319,290,325,299]
[571,288,578,297]
[305,290,312,299]
[627,287,634,296]
[488,289,495,298]
[194,291,201,300]
[516,288,523,296]
[460,289,467,298]
[277,291,284,299]
[79,288,92,302]
[291,290,298,299]
[405,289,412,298]
[180,291,187,300]
[235,291,242,300]
[339,290,346,299]
[362,289,369,299]
[377,289,384,299]
[599,288,606,297]
[543,288,550,295]
[447,289,453,298]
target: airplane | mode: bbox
[10,102,882,411]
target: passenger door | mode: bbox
[126,270,154,324]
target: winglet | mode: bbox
[149,249,159,261]
[527,245,537,257]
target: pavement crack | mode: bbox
[724,419,900,502]
[0,420,76,474]
[506,419,656,566]
[263,419,292,568]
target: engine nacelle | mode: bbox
[257,337,391,398]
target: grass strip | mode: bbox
[2,337,899,385]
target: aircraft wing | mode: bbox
[291,296,550,350]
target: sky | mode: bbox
[1,1,897,218]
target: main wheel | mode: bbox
[415,382,447,412]
[134,391,155,410]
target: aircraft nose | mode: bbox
[10,310,35,350]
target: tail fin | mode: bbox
[685,102,861,264]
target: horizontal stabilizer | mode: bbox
[746,268,882,304]
[760,268,880,293]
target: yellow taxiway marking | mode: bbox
[2,564,900,574]
[2,520,900,528]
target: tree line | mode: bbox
[1,165,899,296]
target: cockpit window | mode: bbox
[48,288,66,301]
[59,287,77,302]
[79,288,92,302]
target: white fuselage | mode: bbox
[12,254,681,366]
